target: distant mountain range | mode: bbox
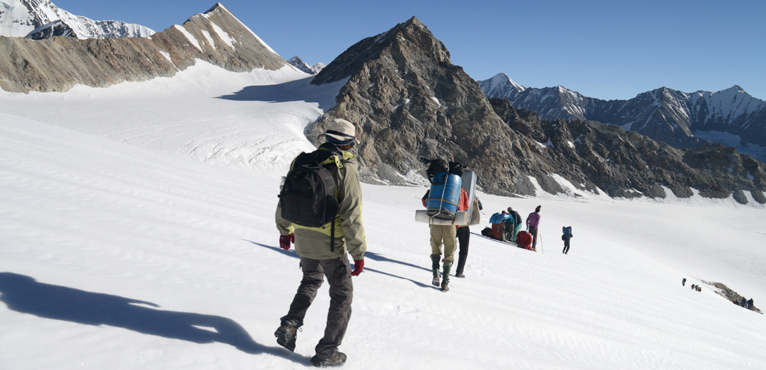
[0,3,286,92]
[478,73,766,162]
[0,0,154,39]
[287,56,325,75]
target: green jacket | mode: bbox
[276,146,367,261]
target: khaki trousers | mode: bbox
[430,224,457,263]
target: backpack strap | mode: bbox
[313,144,351,252]
[330,219,335,252]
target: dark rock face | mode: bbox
[490,99,766,202]
[0,4,286,93]
[25,20,75,40]
[308,17,526,195]
[308,17,766,203]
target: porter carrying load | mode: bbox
[416,159,478,226]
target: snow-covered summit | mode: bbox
[287,56,326,75]
[477,72,525,98]
[0,0,154,39]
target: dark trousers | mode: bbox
[529,226,538,250]
[456,226,470,274]
[282,255,353,359]
[562,238,570,254]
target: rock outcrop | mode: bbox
[0,3,286,93]
[490,98,766,202]
[307,17,766,203]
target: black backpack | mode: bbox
[420,158,448,182]
[279,149,341,228]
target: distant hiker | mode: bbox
[422,162,468,292]
[456,196,482,278]
[747,298,754,310]
[562,226,573,254]
[516,230,533,250]
[526,206,542,251]
[741,297,747,307]
[274,118,366,367]
[682,278,686,286]
[506,207,522,243]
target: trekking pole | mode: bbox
[539,232,544,254]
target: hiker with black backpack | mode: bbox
[274,118,366,367]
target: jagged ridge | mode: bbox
[479,73,766,162]
[0,3,286,92]
[0,0,155,39]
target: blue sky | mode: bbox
[53,0,765,100]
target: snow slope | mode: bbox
[0,61,344,174]
[1,63,766,370]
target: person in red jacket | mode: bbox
[516,230,533,250]
[454,190,471,278]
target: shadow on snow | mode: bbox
[217,76,337,113]
[0,272,308,363]
[246,241,431,288]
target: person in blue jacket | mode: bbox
[562,226,573,254]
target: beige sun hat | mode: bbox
[324,118,359,144]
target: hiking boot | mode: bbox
[274,319,300,352]
[456,273,465,278]
[431,255,441,275]
[431,255,441,287]
[441,282,449,291]
[311,351,347,367]
[442,262,453,285]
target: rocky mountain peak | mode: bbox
[205,2,228,14]
[312,16,450,86]
[287,56,325,74]
[306,17,520,193]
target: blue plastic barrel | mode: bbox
[426,172,462,219]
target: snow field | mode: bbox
[1,62,765,369]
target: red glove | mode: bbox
[279,234,294,250]
[351,259,364,276]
